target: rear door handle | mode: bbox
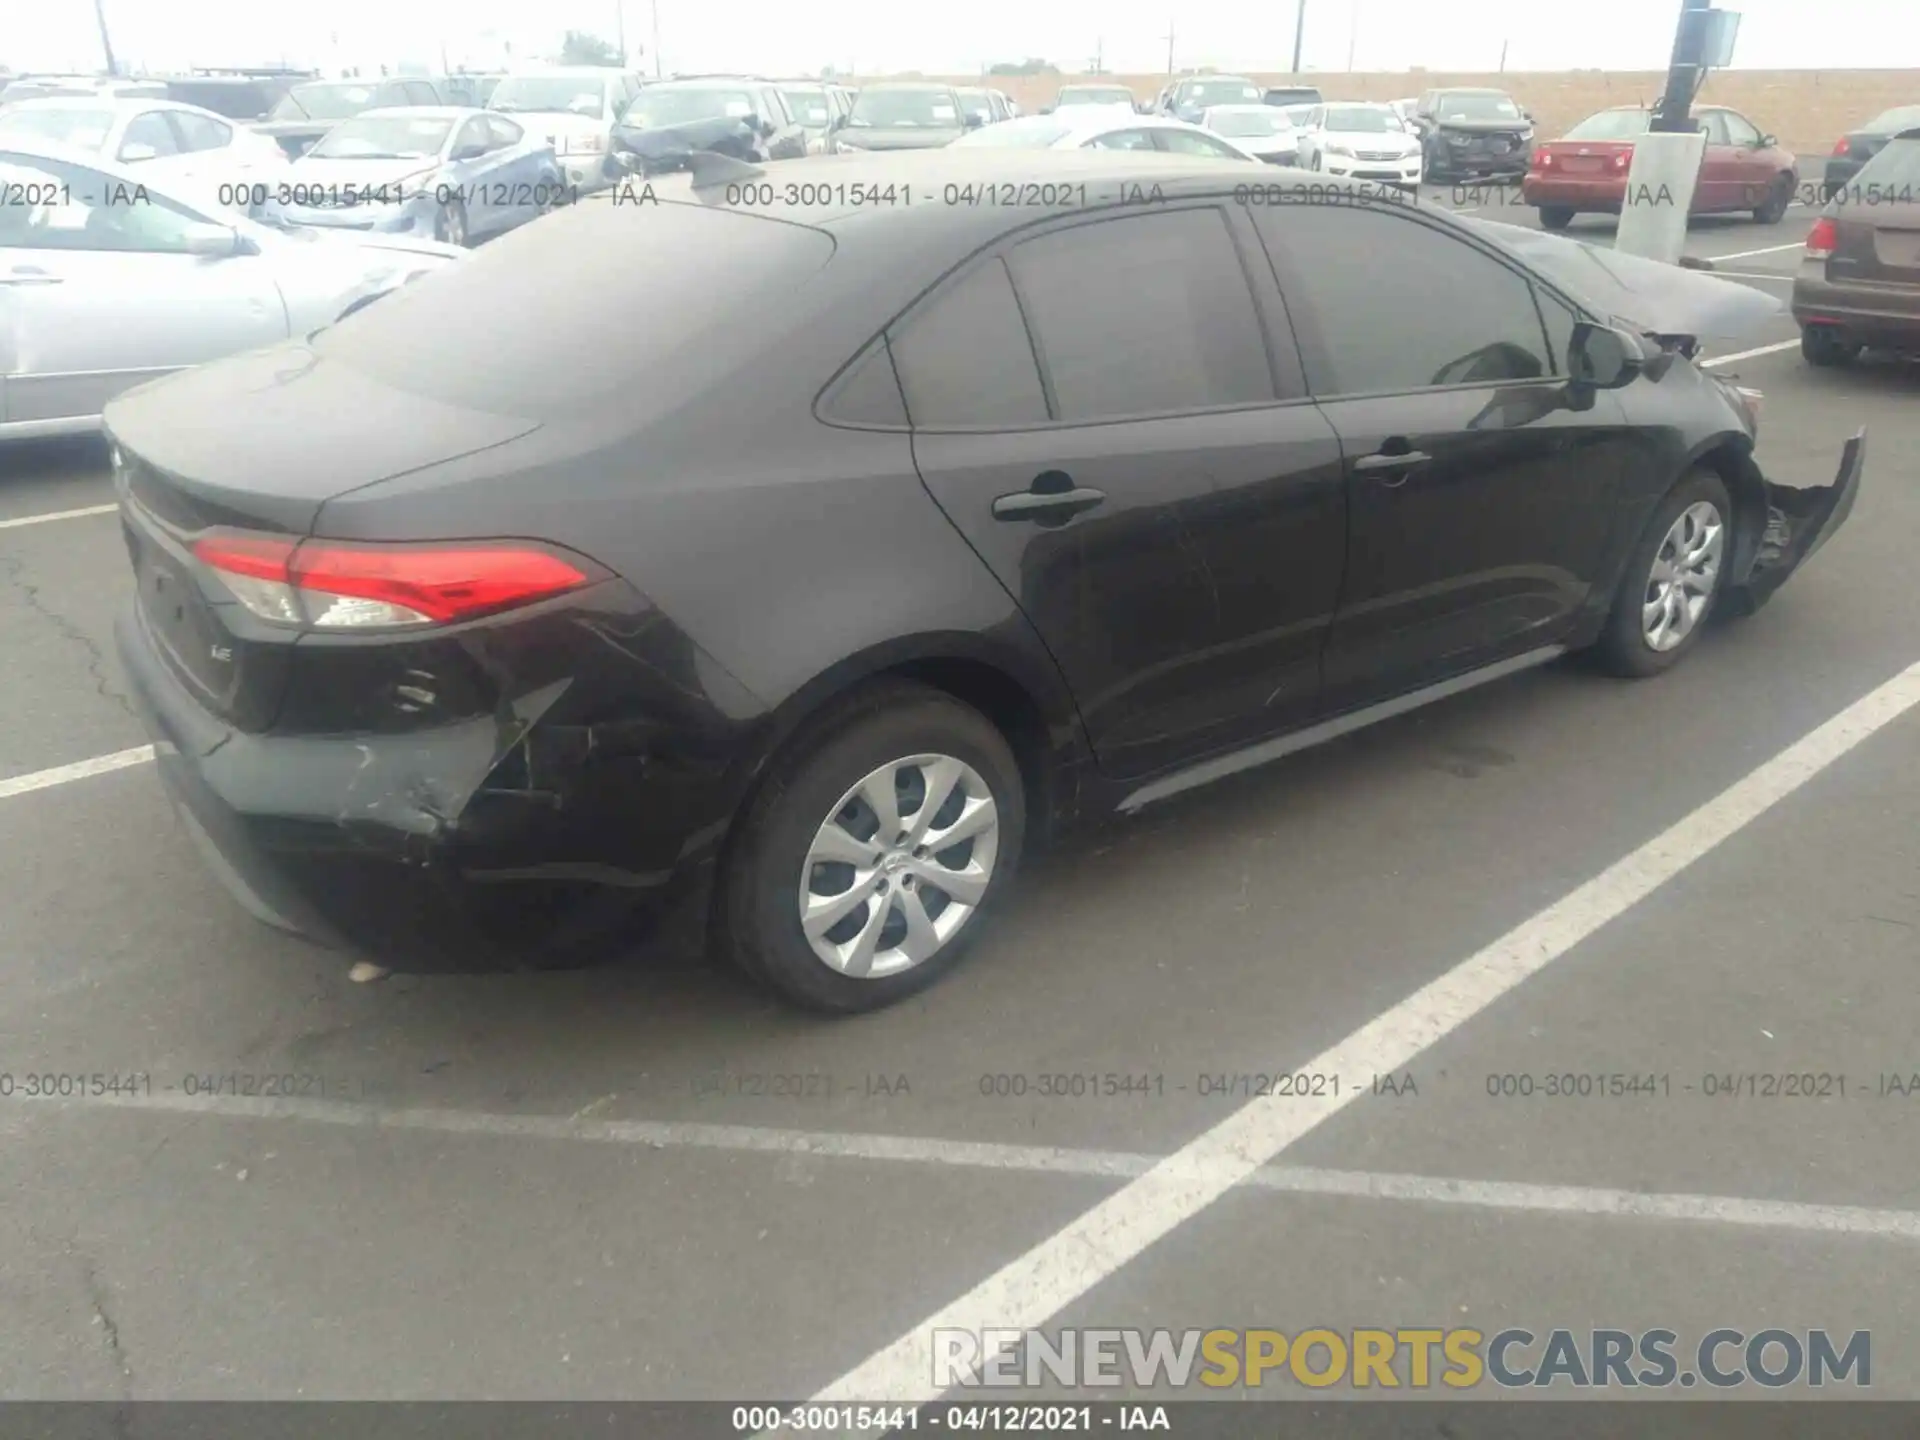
[992,486,1107,523]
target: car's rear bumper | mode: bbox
[115,603,719,973]
[1521,175,1625,209]
[1793,272,1920,347]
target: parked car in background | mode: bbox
[1823,104,1920,199]
[0,138,460,439]
[778,81,852,154]
[0,97,290,211]
[98,150,1859,1011]
[259,78,443,159]
[1793,127,1920,365]
[440,73,507,109]
[1199,103,1301,164]
[488,68,645,192]
[957,87,1013,129]
[1524,104,1797,231]
[258,107,562,247]
[1261,85,1323,109]
[1296,102,1422,187]
[158,73,310,122]
[950,112,1258,160]
[611,78,808,174]
[831,84,978,151]
[1410,87,1533,181]
[1046,83,1138,116]
[1160,74,1263,124]
[992,88,1021,119]
[1,76,167,106]
[1280,102,1317,130]
[1387,97,1420,126]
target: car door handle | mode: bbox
[1352,449,1431,473]
[1,269,63,286]
[991,485,1107,523]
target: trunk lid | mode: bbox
[105,342,541,729]
[1537,138,1634,177]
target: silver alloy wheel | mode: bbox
[439,202,466,246]
[798,753,1001,979]
[1643,500,1725,651]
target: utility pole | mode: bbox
[616,0,627,64]
[1093,35,1103,74]
[650,0,662,76]
[1165,20,1175,75]
[1652,0,1712,132]
[1498,38,1509,72]
[1346,0,1360,71]
[92,0,119,76]
[1290,0,1307,73]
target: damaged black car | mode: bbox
[104,153,1863,1013]
[608,77,809,176]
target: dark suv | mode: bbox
[610,76,808,174]
[1412,87,1535,181]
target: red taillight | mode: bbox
[1805,216,1838,260]
[1831,136,1850,156]
[192,532,594,630]
[1613,148,1632,170]
[1536,147,1552,167]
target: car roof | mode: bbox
[0,132,230,205]
[0,95,238,122]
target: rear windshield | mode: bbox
[1182,79,1261,107]
[308,202,834,418]
[1564,109,1654,140]
[1853,136,1920,188]
[272,83,379,121]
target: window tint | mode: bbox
[1006,208,1274,421]
[1154,128,1244,157]
[119,110,180,158]
[1254,204,1552,395]
[889,258,1047,427]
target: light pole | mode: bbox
[616,0,627,63]
[1346,0,1360,71]
[650,0,662,76]
[92,0,119,75]
[1290,0,1307,73]
[1652,0,1712,132]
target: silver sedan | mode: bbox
[1,138,464,440]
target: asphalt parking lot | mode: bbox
[3,169,1918,1418]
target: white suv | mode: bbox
[487,68,645,193]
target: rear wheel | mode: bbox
[1537,204,1575,231]
[1593,469,1732,678]
[716,681,1026,1013]
[1801,325,1861,367]
[1753,172,1793,224]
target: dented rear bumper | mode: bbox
[1725,429,1865,614]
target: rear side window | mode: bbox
[820,343,909,428]
[1251,203,1553,395]
[1854,136,1920,188]
[890,258,1048,427]
[310,203,835,418]
[1005,208,1273,421]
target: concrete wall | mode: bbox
[859,70,1918,154]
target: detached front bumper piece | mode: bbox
[1725,429,1865,614]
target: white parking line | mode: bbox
[805,660,1920,1411]
[0,745,153,802]
[1700,338,1801,367]
[1708,240,1807,261]
[24,1090,1920,1243]
[0,503,117,532]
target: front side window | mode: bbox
[119,110,182,159]
[172,111,234,152]
[1253,204,1554,395]
[1718,110,1761,146]
[1005,208,1274,422]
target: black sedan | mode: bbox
[104,152,1862,1013]
[1823,103,1920,198]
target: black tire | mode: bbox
[1801,325,1861,367]
[1593,469,1734,678]
[1537,204,1575,231]
[1309,151,1322,172]
[716,680,1027,1014]
[1753,172,1793,224]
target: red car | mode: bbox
[1523,104,1798,231]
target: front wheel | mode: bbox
[1537,204,1575,231]
[1592,469,1732,678]
[1754,172,1793,224]
[716,681,1027,1013]
[433,198,468,247]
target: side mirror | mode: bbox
[181,222,242,257]
[1569,322,1645,390]
[120,142,159,162]
[963,112,984,129]
[1038,104,1054,115]
[1759,133,1776,148]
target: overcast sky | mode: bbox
[7,0,1913,79]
